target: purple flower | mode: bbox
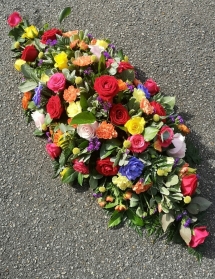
[32,83,43,107]
[173,157,180,167]
[38,59,43,66]
[87,137,101,152]
[184,218,192,228]
[119,157,144,180]
[103,51,111,59]
[93,193,102,198]
[137,84,150,99]
[97,96,112,111]
[108,43,116,50]
[177,115,184,123]
[126,83,135,92]
[169,115,175,122]
[87,33,94,40]
[46,39,57,46]
[84,67,93,75]
[176,214,183,221]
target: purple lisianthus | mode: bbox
[103,51,111,59]
[183,218,192,228]
[119,157,144,180]
[32,83,43,107]
[137,84,150,99]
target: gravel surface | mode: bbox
[0,0,215,278]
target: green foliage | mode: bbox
[70,111,96,124]
[58,7,72,24]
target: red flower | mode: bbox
[41,28,62,44]
[109,104,130,125]
[150,101,166,122]
[144,78,160,96]
[73,160,89,174]
[21,45,39,62]
[181,174,198,196]
[45,143,61,159]
[46,95,64,119]
[96,157,119,176]
[157,125,174,148]
[117,62,134,73]
[189,226,209,248]
[7,12,22,27]
[94,75,119,101]
[47,73,66,93]
[128,134,149,153]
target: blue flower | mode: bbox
[137,84,150,99]
[32,83,43,107]
[119,157,144,180]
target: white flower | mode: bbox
[88,45,104,59]
[31,111,45,130]
[77,122,99,140]
[167,133,186,158]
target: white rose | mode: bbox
[167,133,186,158]
[31,111,45,130]
[77,121,99,140]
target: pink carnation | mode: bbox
[73,160,89,174]
[128,134,149,153]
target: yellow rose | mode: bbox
[67,101,82,118]
[22,25,38,39]
[96,40,108,49]
[133,88,146,102]
[14,59,26,71]
[54,51,68,70]
[124,117,145,135]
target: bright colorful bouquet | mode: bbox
[7,8,211,259]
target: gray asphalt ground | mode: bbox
[0,0,215,278]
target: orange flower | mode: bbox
[90,38,97,45]
[178,124,190,135]
[132,181,153,194]
[96,121,117,139]
[115,204,127,211]
[62,30,79,37]
[63,85,80,102]
[154,140,162,152]
[117,79,127,91]
[98,200,106,208]
[72,56,92,66]
[69,39,79,49]
[106,196,114,202]
[140,98,154,115]
[123,191,133,200]
[179,163,189,177]
[53,129,63,145]
[79,40,88,50]
[22,91,32,110]
[133,78,142,86]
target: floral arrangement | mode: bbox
[7,8,211,259]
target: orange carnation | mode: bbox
[132,181,152,194]
[96,121,118,139]
[62,30,79,37]
[53,129,63,145]
[90,38,97,45]
[178,124,190,135]
[69,39,79,49]
[72,56,92,66]
[140,98,154,115]
[22,91,32,110]
[79,40,88,50]
[63,85,79,102]
[117,79,127,91]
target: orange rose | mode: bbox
[117,79,127,91]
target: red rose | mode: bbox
[144,78,160,96]
[46,143,61,159]
[21,45,39,62]
[128,134,149,153]
[117,62,134,73]
[189,226,209,248]
[94,75,119,101]
[7,12,22,27]
[73,159,89,174]
[181,174,198,196]
[41,28,62,44]
[46,95,64,119]
[109,104,130,125]
[157,125,174,147]
[96,157,119,176]
[150,101,166,122]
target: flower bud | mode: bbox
[98,186,106,193]
[75,77,83,84]
[14,41,20,49]
[72,147,80,155]
[124,55,129,62]
[153,114,160,122]
[184,196,191,204]
[41,123,47,131]
[123,191,132,200]
[157,169,165,176]
[91,55,98,62]
[106,196,114,202]
[123,140,131,148]
[38,52,44,59]
[98,200,106,207]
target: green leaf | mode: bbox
[33,129,44,136]
[21,64,39,82]
[98,54,106,73]
[19,80,38,92]
[143,126,159,141]
[28,101,37,110]
[80,94,88,110]
[108,211,123,228]
[160,187,170,196]
[161,96,175,110]
[89,176,98,189]
[165,175,179,187]
[179,225,192,245]
[190,197,212,212]
[78,172,84,186]
[161,213,175,232]
[61,169,77,184]
[45,113,52,125]
[119,69,135,82]
[70,112,96,124]
[186,203,200,215]
[105,200,119,209]
[8,25,24,40]
[59,7,71,24]
[126,208,144,226]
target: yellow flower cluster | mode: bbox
[112,175,133,190]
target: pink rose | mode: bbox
[157,126,174,147]
[47,73,66,93]
[77,122,99,140]
[167,133,186,158]
[181,174,198,196]
[7,12,22,27]
[128,134,149,153]
[31,111,45,130]
[144,79,160,96]
[73,159,89,174]
[106,58,115,68]
[46,143,61,159]
[189,226,209,248]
